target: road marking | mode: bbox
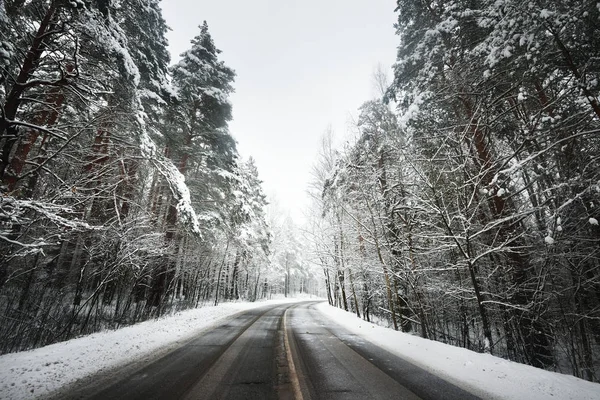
[283,308,304,400]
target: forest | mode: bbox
[1,0,599,386]
[0,0,316,355]
[308,0,600,383]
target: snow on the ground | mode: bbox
[3,298,598,400]
[316,302,600,400]
[0,296,311,400]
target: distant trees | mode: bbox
[0,2,277,354]
[266,198,319,299]
[308,0,600,382]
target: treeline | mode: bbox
[309,1,600,381]
[0,1,275,354]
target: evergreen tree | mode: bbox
[165,21,238,235]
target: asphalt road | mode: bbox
[59,301,480,400]
[287,302,480,400]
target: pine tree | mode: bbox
[144,21,238,311]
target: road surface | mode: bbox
[58,301,480,400]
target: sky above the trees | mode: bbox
[160,0,398,223]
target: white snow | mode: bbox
[589,217,599,226]
[316,303,600,400]
[544,236,555,245]
[150,156,202,236]
[399,92,425,129]
[0,297,309,399]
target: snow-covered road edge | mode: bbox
[316,302,600,400]
[0,297,314,400]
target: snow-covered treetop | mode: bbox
[170,21,236,131]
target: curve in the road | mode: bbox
[57,301,481,400]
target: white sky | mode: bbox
[160,0,399,223]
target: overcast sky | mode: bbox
[160,0,399,223]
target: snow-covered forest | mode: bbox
[2,0,600,388]
[307,0,600,382]
[0,0,318,355]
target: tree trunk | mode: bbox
[1,3,58,181]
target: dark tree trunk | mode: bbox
[1,3,59,181]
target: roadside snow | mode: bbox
[0,297,310,400]
[3,299,598,400]
[316,302,600,400]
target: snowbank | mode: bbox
[316,302,600,400]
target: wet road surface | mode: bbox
[287,302,479,400]
[58,301,480,400]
